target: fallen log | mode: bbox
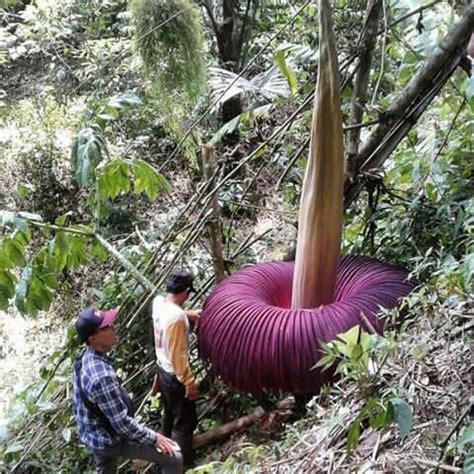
[193,406,265,449]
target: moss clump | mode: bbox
[131,0,206,159]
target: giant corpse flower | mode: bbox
[198,0,416,393]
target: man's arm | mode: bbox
[166,320,198,399]
[93,375,157,445]
[185,309,201,325]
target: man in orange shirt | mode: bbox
[152,271,200,467]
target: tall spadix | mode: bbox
[292,0,344,309]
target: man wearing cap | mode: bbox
[72,308,183,473]
[152,270,200,467]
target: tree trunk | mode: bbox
[193,406,265,448]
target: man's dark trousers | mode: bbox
[157,366,198,466]
[92,439,183,473]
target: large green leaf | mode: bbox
[208,65,290,111]
[98,159,131,199]
[0,249,14,269]
[132,159,171,200]
[211,105,272,145]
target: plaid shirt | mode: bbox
[72,348,157,451]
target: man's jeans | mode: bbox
[157,366,198,466]
[92,439,183,474]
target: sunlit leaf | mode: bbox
[71,125,109,187]
[274,50,298,96]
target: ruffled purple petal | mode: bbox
[198,256,416,393]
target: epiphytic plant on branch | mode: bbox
[198,0,416,394]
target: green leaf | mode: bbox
[67,236,88,270]
[465,449,474,474]
[211,114,242,145]
[90,240,109,262]
[131,159,171,200]
[0,249,14,269]
[0,292,8,310]
[0,270,16,298]
[368,401,389,429]
[455,424,474,448]
[98,159,131,199]
[16,183,31,200]
[55,215,67,226]
[466,77,474,101]
[338,326,360,346]
[71,126,109,187]
[383,401,394,425]
[351,343,363,360]
[3,238,26,266]
[347,417,361,453]
[314,353,336,371]
[274,50,298,96]
[42,273,58,290]
[15,265,32,314]
[54,231,69,254]
[390,398,412,438]
[29,279,52,311]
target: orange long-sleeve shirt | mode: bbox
[152,296,195,387]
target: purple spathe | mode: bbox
[198,255,416,393]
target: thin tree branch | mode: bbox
[202,144,226,284]
[371,0,387,104]
[202,0,219,36]
[344,4,474,207]
[345,0,382,180]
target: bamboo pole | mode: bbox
[202,144,226,284]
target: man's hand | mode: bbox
[185,309,201,325]
[156,433,180,456]
[185,382,199,401]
